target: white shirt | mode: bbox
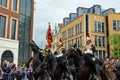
[84,49,93,55]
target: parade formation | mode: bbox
[0,40,120,80]
[1,0,120,80]
[29,40,120,80]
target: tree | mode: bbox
[109,34,120,58]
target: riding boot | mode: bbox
[94,64,100,79]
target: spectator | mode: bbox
[0,68,3,80]
[1,60,11,80]
[22,68,27,80]
[16,64,22,80]
[11,63,17,80]
[27,62,34,80]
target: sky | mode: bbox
[33,0,120,49]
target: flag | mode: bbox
[46,23,53,48]
[58,37,63,47]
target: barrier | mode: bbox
[3,73,12,80]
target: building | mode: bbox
[18,0,34,63]
[53,5,120,59]
[0,0,34,64]
[52,23,63,51]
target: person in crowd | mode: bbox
[105,58,116,80]
[0,68,3,80]
[27,62,34,80]
[16,63,22,80]
[1,60,11,80]
[21,68,27,80]
[11,63,17,80]
[114,64,120,80]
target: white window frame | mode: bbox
[96,50,105,59]
[94,21,104,33]
[0,0,9,9]
[0,13,8,38]
[11,0,19,13]
[10,17,18,40]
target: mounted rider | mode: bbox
[84,32,96,61]
[54,38,66,57]
[84,33,99,78]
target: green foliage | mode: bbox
[109,34,120,58]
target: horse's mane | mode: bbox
[44,50,56,69]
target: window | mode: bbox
[11,19,17,39]
[19,0,32,62]
[0,0,7,7]
[26,0,32,17]
[20,0,26,14]
[63,42,66,48]
[95,35,105,47]
[96,50,105,59]
[102,23,104,32]
[113,20,120,30]
[0,15,6,37]
[62,31,66,40]
[95,35,97,46]
[118,21,120,30]
[68,40,73,48]
[68,27,73,38]
[76,37,82,47]
[94,21,104,33]
[1,50,13,63]
[13,0,17,11]
[94,21,97,32]
[113,20,117,30]
[76,23,82,35]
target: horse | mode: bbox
[29,40,44,80]
[38,49,71,80]
[65,46,108,80]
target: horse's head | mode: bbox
[66,47,82,59]
[30,40,42,53]
[39,50,56,71]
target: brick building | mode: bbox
[0,0,34,64]
[53,5,120,59]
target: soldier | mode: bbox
[54,41,65,57]
[114,64,120,80]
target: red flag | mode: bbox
[59,38,63,47]
[46,23,53,48]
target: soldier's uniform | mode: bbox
[105,58,116,80]
[114,64,120,80]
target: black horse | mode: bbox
[29,40,44,80]
[38,49,71,80]
[65,46,108,80]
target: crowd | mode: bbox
[0,60,34,80]
[104,58,120,80]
